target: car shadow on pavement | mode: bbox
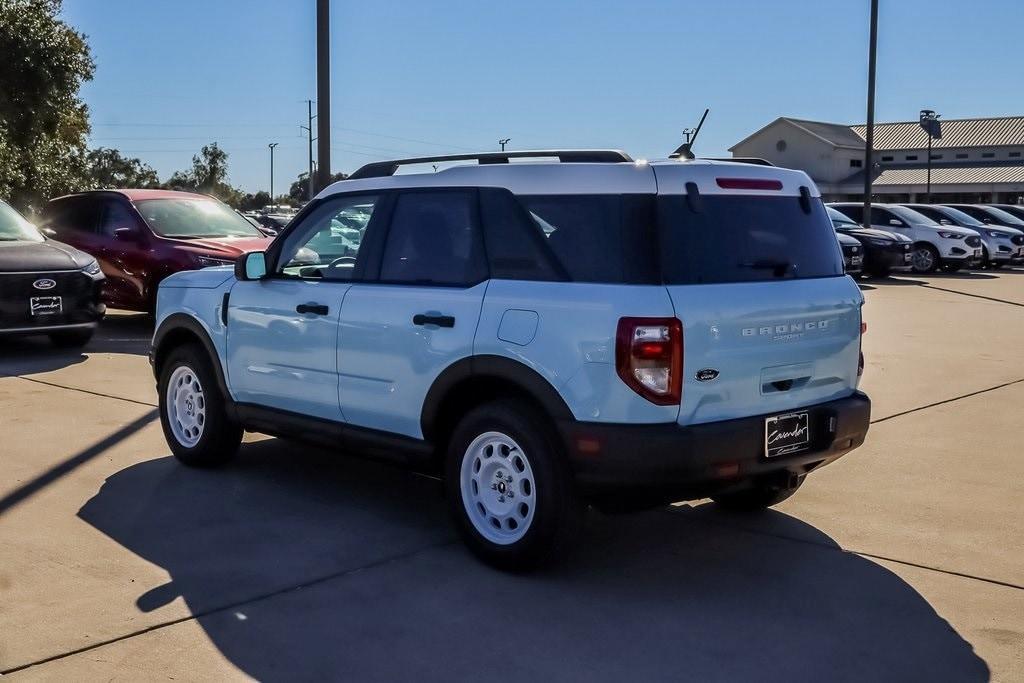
[0,313,150,377]
[78,439,989,682]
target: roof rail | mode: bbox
[347,149,634,180]
[701,157,775,166]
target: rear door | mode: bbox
[653,165,862,427]
[337,189,488,439]
[95,197,150,308]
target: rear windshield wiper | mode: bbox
[738,260,794,277]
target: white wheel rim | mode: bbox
[913,247,934,271]
[460,431,536,545]
[167,366,206,448]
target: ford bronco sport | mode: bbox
[151,150,871,569]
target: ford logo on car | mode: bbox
[695,368,720,382]
[33,278,56,290]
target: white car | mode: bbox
[907,204,1024,269]
[829,203,982,274]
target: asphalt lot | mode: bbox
[1,270,1022,681]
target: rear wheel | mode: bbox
[712,475,806,512]
[911,244,940,274]
[158,344,242,467]
[49,328,94,348]
[445,399,582,570]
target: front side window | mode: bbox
[135,198,263,238]
[276,194,378,280]
[98,200,139,237]
[0,201,43,242]
[379,191,486,286]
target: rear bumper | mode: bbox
[559,392,870,501]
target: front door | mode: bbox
[338,189,488,439]
[225,193,381,421]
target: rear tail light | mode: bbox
[615,317,683,405]
[858,317,866,377]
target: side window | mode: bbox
[97,200,138,237]
[379,191,486,286]
[838,205,863,222]
[871,208,900,226]
[276,194,378,280]
[43,198,98,234]
[479,188,564,281]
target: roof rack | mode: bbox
[701,157,775,166]
[347,150,634,180]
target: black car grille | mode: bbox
[1012,235,1024,246]
[0,270,99,328]
[842,244,860,256]
[965,236,982,248]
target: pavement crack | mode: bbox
[13,375,156,408]
[870,377,1024,424]
[0,538,457,676]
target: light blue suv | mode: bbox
[151,150,871,569]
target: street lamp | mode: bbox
[268,142,279,209]
[919,109,942,203]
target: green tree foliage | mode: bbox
[164,142,244,206]
[288,170,347,203]
[238,191,271,212]
[0,0,95,213]
[85,147,160,189]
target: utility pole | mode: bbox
[919,109,941,203]
[499,138,510,151]
[315,0,331,193]
[301,99,317,201]
[268,142,278,208]
[862,0,879,227]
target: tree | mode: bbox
[84,147,159,189]
[0,0,95,213]
[165,142,243,206]
[289,170,347,204]
[238,191,271,212]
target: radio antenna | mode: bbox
[670,108,709,159]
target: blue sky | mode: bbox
[63,0,1024,193]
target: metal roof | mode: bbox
[782,118,867,149]
[842,165,1024,188]
[850,116,1024,150]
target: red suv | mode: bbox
[41,190,271,312]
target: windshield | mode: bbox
[980,206,1024,227]
[826,206,857,227]
[0,201,43,242]
[135,198,263,238]
[888,205,940,226]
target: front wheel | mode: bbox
[445,400,582,570]
[712,475,806,512]
[911,244,940,274]
[158,344,242,467]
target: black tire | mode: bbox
[444,399,582,571]
[158,343,242,467]
[911,244,940,274]
[711,475,806,512]
[49,328,94,348]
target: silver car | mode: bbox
[907,205,1023,269]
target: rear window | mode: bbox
[518,194,658,284]
[658,195,843,284]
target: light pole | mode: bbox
[315,0,331,193]
[862,0,878,227]
[499,138,510,151]
[268,142,279,208]
[919,109,941,203]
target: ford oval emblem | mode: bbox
[33,278,56,290]
[695,368,720,382]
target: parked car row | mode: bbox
[827,202,1024,275]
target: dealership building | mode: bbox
[730,115,1024,203]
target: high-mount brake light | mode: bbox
[615,317,683,405]
[715,177,784,191]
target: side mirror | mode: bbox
[236,251,267,281]
[112,227,136,241]
[939,219,952,225]
[889,219,903,227]
[41,227,57,238]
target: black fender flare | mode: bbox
[151,313,232,405]
[420,354,574,441]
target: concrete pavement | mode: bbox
[1,271,1022,681]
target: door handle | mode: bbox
[413,313,455,328]
[296,303,329,315]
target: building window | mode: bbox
[982,152,995,158]
[1010,152,1021,158]
[905,155,918,161]
[850,159,862,168]
[930,154,943,160]
[881,155,894,162]
[776,139,787,152]
[956,153,968,159]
